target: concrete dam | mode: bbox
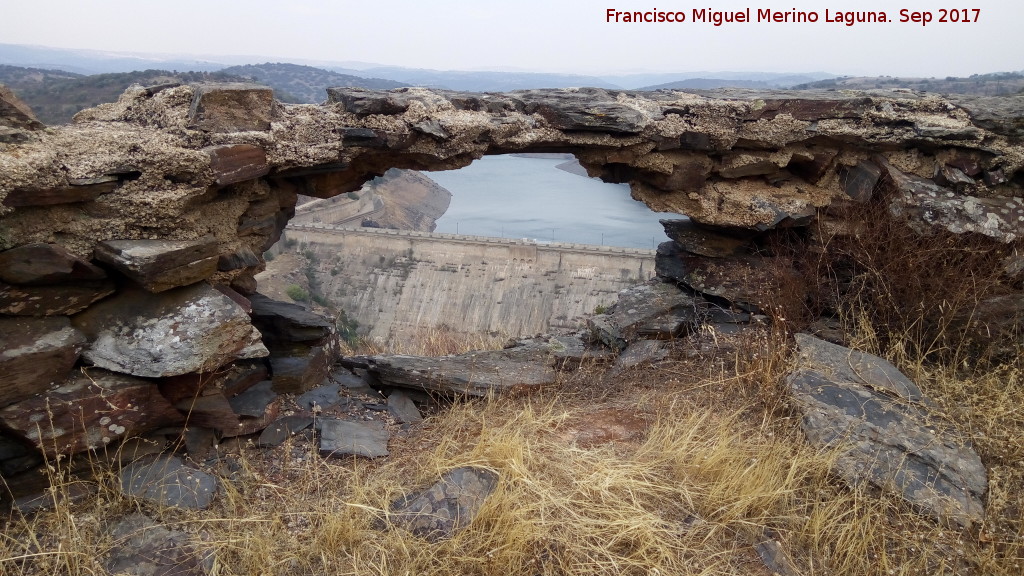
[276,224,658,341]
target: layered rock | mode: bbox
[0,82,1021,470]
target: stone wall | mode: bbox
[0,81,1022,466]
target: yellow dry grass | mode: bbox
[3,326,1022,576]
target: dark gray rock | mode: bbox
[386,390,422,425]
[94,237,220,293]
[617,340,669,368]
[0,316,86,408]
[216,246,261,271]
[839,160,882,202]
[349,338,562,397]
[546,334,618,370]
[295,382,342,411]
[228,380,277,418]
[249,293,332,345]
[656,241,788,312]
[269,345,332,394]
[72,283,268,378]
[519,88,648,134]
[120,455,219,510]
[786,333,986,527]
[319,418,389,458]
[388,466,499,541]
[588,282,705,350]
[105,513,212,576]
[258,415,314,447]
[659,219,750,258]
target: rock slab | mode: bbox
[319,418,390,458]
[120,455,219,510]
[73,283,268,378]
[786,333,986,527]
[105,513,211,576]
[0,316,86,408]
[388,466,499,541]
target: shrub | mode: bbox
[285,284,309,302]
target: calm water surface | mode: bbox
[429,155,685,249]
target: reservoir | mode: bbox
[429,155,686,249]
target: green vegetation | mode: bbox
[285,284,309,302]
[217,62,407,104]
[0,65,246,125]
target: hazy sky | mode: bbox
[2,1,1021,77]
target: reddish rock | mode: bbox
[0,243,107,285]
[157,360,268,405]
[0,280,115,315]
[188,84,274,133]
[0,316,86,408]
[95,237,219,292]
[205,144,269,186]
[0,368,183,456]
[2,177,119,207]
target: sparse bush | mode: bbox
[285,284,309,302]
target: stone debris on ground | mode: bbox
[318,418,390,458]
[387,466,499,541]
[104,513,212,576]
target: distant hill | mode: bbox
[219,63,407,103]
[0,66,245,125]
[792,72,1024,96]
[608,71,834,90]
[329,66,621,91]
[639,78,773,91]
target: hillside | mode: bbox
[220,62,407,103]
[793,71,1024,95]
[0,66,245,124]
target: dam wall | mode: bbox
[281,224,657,340]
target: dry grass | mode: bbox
[349,325,509,357]
[5,326,1023,576]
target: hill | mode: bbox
[219,62,407,103]
[329,66,621,91]
[792,72,1024,95]
[0,66,245,124]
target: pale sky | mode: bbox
[1,0,1020,77]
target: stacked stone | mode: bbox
[0,85,335,496]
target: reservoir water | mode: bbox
[429,155,685,249]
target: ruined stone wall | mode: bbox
[0,81,1022,467]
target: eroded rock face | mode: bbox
[0,83,1021,464]
[786,333,987,528]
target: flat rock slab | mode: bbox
[105,513,211,576]
[0,279,115,316]
[296,382,342,411]
[659,219,751,258]
[249,293,332,345]
[95,237,219,293]
[0,316,86,408]
[73,283,268,378]
[205,144,269,186]
[386,390,423,425]
[352,339,560,397]
[388,466,499,541]
[617,340,669,368]
[228,380,277,418]
[588,282,705,350]
[786,333,987,528]
[258,415,315,447]
[319,418,390,458]
[1,368,182,456]
[120,455,218,510]
[0,242,107,285]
